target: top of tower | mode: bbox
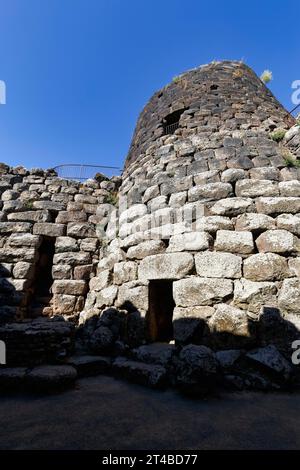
[125,61,294,169]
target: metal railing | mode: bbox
[53,164,121,181]
[164,121,180,135]
[290,103,300,117]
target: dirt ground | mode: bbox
[0,375,299,450]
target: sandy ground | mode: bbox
[0,375,299,450]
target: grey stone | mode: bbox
[139,253,194,281]
[173,277,233,307]
[195,252,242,278]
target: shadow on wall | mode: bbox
[0,265,20,324]
[77,300,300,361]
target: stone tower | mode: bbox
[82,60,300,349]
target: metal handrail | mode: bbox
[53,164,121,181]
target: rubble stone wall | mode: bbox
[0,164,120,323]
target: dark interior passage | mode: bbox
[29,237,55,316]
[148,280,175,342]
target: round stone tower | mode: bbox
[83,60,300,353]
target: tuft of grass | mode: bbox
[260,70,273,84]
[233,68,244,79]
[282,149,300,168]
[172,75,181,84]
[270,129,286,142]
[104,192,118,206]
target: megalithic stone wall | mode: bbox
[81,61,300,348]
[0,164,121,323]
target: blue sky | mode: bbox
[0,0,298,172]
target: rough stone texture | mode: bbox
[195,252,242,279]
[243,253,290,281]
[215,230,254,254]
[256,230,299,253]
[138,253,194,281]
[173,277,233,307]
[278,278,300,315]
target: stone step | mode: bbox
[112,357,167,389]
[67,355,112,377]
[131,343,176,367]
[0,365,77,392]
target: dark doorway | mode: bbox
[148,280,175,342]
[29,237,55,317]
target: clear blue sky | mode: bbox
[0,0,298,171]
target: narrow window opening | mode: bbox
[163,109,185,135]
[29,236,55,317]
[147,280,175,342]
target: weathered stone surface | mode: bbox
[116,282,148,311]
[234,279,277,313]
[288,258,300,277]
[211,197,254,216]
[173,306,214,344]
[90,270,111,291]
[215,230,254,254]
[235,213,276,231]
[7,210,51,223]
[113,357,167,388]
[256,230,298,253]
[68,355,112,377]
[12,262,34,279]
[249,167,279,181]
[52,264,72,280]
[235,179,279,197]
[278,278,300,314]
[55,236,79,253]
[126,240,165,259]
[80,238,98,252]
[188,182,232,202]
[33,223,66,237]
[208,304,250,338]
[113,261,137,285]
[0,222,32,234]
[196,215,234,232]
[167,232,212,252]
[175,345,218,394]
[276,214,300,236]
[90,326,115,353]
[256,197,300,214]
[221,169,245,183]
[74,265,93,280]
[96,286,118,308]
[120,204,148,224]
[132,343,176,366]
[139,253,194,281]
[33,200,65,211]
[243,253,290,281]
[0,247,36,262]
[67,223,96,238]
[173,277,233,307]
[7,233,40,248]
[195,252,242,278]
[53,252,91,266]
[215,349,243,369]
[245,345,292,381]
[52,280,87,295]
[279,180,300,197]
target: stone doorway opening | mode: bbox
[29,236,55,317]
[148,280,175,342]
